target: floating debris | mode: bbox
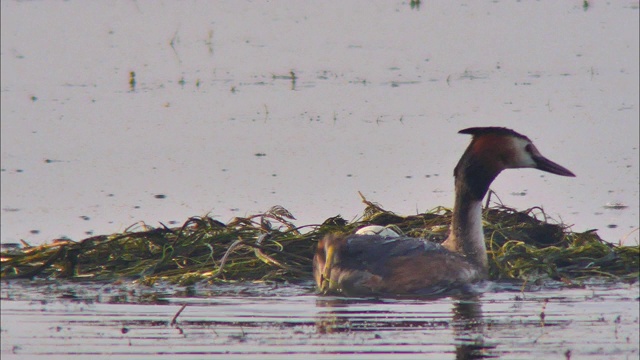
[129,71,136,92]
[603,202,628,210]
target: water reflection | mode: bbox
[315,296,496,359]
[2,282,637,359]
[451,299,494,359]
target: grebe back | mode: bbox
[313,126,575,296]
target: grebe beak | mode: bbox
[533,154,576,177]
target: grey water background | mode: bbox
[1,2,639,359]
[1,1,638,246]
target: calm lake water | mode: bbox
[1,0,638,245]
[1,280,638,359]
[1,1,638,359]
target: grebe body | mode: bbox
[313,127,575,297]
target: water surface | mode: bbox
[1,3,638,357]
[1,0,638,245]
[1,280,638,359]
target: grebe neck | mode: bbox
[442,187,487,272]
[441,149,501,274]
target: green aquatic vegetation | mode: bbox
[1,199,638,286]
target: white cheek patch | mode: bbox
[509,137,537,168]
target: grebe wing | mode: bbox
[345,235,442,253]
[340,235,447,274]
[333,235,480,296]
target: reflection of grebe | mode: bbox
[314,127,575,296]
[314,297,494,358]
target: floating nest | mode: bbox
[1,194,638,287]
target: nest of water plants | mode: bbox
[1,194,638,286]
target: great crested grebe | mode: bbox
[313,127,575,296]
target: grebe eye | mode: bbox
[524,143,533,153]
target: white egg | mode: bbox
[355,225,400,237]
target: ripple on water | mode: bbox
[1,280,638,359]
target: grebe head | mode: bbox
[454,127,575,200]
[458,127,576,176]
